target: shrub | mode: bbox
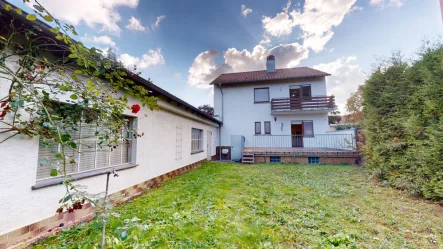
[362,43,443,202]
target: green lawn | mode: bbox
[33,162,443,248]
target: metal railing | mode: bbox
[252,134,356,151]
[271,96,335,111]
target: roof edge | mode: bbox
[210,73,331,86]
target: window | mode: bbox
[254,88,269,103]
[308,157,320,164]
[191,128,203,153]
[302,85,311,97]
[255,122,261,134]
[303,121,314,137]
[36,115,134,180]
[270,156,281,163]
[264,121,271,134]
[176,125,183,160]
[289,85,311,98]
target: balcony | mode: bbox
[271,96,336,115]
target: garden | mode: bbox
[33,162,443,248]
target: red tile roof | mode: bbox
[210,67,330,85]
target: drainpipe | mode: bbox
[218,83,223,161]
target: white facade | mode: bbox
[214,77,330,148]
[0,82,219,235]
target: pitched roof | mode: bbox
[210,67,330,85]
[0,0,221,125]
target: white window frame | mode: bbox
[191,128,204,154]
[35,111,136,182]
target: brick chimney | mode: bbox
[266,55,276,73]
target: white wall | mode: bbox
[213,78,330,148]
[0,79,219,234]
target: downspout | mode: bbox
[218,83,223,161]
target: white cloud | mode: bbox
[187,43,309,88]
[259,35,271,45]
[125,16,147,32]
[119,48,165,70]
[187,50,231,88]
[389,0,403,7]
[349,6,363,14]
[27,0,139,35]
[241,4,253,17]
[152,15,166,30]
[314,56,366,112]
[225,43,308,72]
[81,34,116,47]
[370,0,403,8]
[262,0,357,52]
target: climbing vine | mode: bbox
[0,1,157,213]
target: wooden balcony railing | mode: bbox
[271,96,335,111]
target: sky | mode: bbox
[9,0,443,112]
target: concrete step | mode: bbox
[242,154,255,164]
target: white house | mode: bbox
[0,5,221,247]
[212,55,357,163]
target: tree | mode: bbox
[0,2,158,246]
[198,104,214,117]
[328,115,341,124]
[345,85,364,123]
[362,44,443,202]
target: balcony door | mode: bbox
[291,121,304,147]
[289,85,311,110]
[291,120,314,147]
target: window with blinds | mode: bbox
[191,128,203,153]
[36,116,134,180]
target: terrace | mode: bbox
[242,133,358,164]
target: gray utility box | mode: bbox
[231,135,245,161]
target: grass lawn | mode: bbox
[33,162,443,248]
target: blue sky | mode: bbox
[10,0,442,111]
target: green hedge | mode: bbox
[362,45,443,202]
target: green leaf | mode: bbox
[55,35,63,40]
[4,4,12,11]
[50,168,58,177]
[17,100,24,107]
[42,122,53,128]
[121,231,128,241]
[33,5,44,12]
[61,134,71,142]
[87,86,95,92]
[43,15,53,22]
[38,158,49,166]
[26,14,37,21]
[63,194,72,203]
[74,70,82,74]
[70,142,77,149]
[50,27,60,33]
[15,8,22,15]
[70,94,78,100]
[54,154,63,159]
[71,74,79,81]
